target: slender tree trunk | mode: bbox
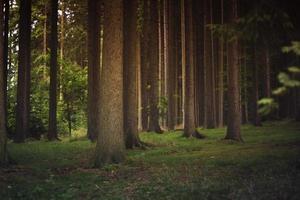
[225,0,242,141]
[15,0,32,143]
[216,0,224,127]
[264,45,271,98]
[204,0,215,129]
[250,44,262,126]
[0,0,8,165]
[95,0,125,167]
[124,0,141,148]
[58,1,65,101]
[87,0,101,141]
[43,3,48,79]
[166,0,176,130]
[48,0,58,140]
[148,0,162,133]
[3,0,9,132]
[182,0,204,138]
[140,0,150,131]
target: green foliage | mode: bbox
[258,98,278,116]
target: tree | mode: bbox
[87,0,101,141]
[0,0,8,165]
[224,0,242,141]
[94,0,125,167]
[124,0,141,148]
[181,0,204,139]
[147,0,163,133]
[48,0,59,140]
[15,0,32,143]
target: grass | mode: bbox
[0,120,300,199]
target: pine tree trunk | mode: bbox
[0,0,8,165]
[140,0,150,131]
[204,0,216,129]
[124,0,141,148]
[95,0,125,167]
[87,0,101,141]
[225,0,242,141]
[148,0,162,133]
[166,0,176,130]
[182,0,204,138]
[43,3,48,79]
[250,44,262,126]
[3,0,9,133]
[15,0,32,142]
[48,0,58,140]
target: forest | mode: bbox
[0,0,300,199]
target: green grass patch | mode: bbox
[1,121,300,199]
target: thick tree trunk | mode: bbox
[48,0,58,141]
[95,0,125,167]
[148,0,162,133]
[0,0,8,165]
[15,0,32,143]
[124,0,141,148]
[182,0,204,138]
[166,0,176,130]
[87,0,101,141]
[225,0,242,141]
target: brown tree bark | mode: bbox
[204,0,216,129]
[224,0,242,141]
[48,0,59,141]
[166,0,177,130]
[15,0,32,143]
[216,0,224,128]
[182,0,204,138]
[0,0,8,165]
[3,0,9,132]
[140,0,150,131]
[148,0,162,133]
[87,0,101,141]
[95,0,125,167]
[124,0,141,148]
[249,44,262,126]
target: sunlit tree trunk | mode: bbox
[95,0,125,167]
[87,0,101,141]
[48,0,59,141]
[15,0,32,143]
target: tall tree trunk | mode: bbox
[15,0,32,143]
[249,44,262,126]
[216,0,224,127]
[225,0,242,141]
[0,0,8,165]
[87,0,101,141]
[95,0,125,167]
[166,0,176,130]
[264,46,271,98]
[204,0,216,129]
[3,0,9,132]
[140,0,150,131]
[48,0,58,140]
[182,0,204,138]
[193,0,205,127]
[59,1,66,101]
[148,0,162,133]
[124,0,141,148]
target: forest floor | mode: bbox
[0,121,300,200]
